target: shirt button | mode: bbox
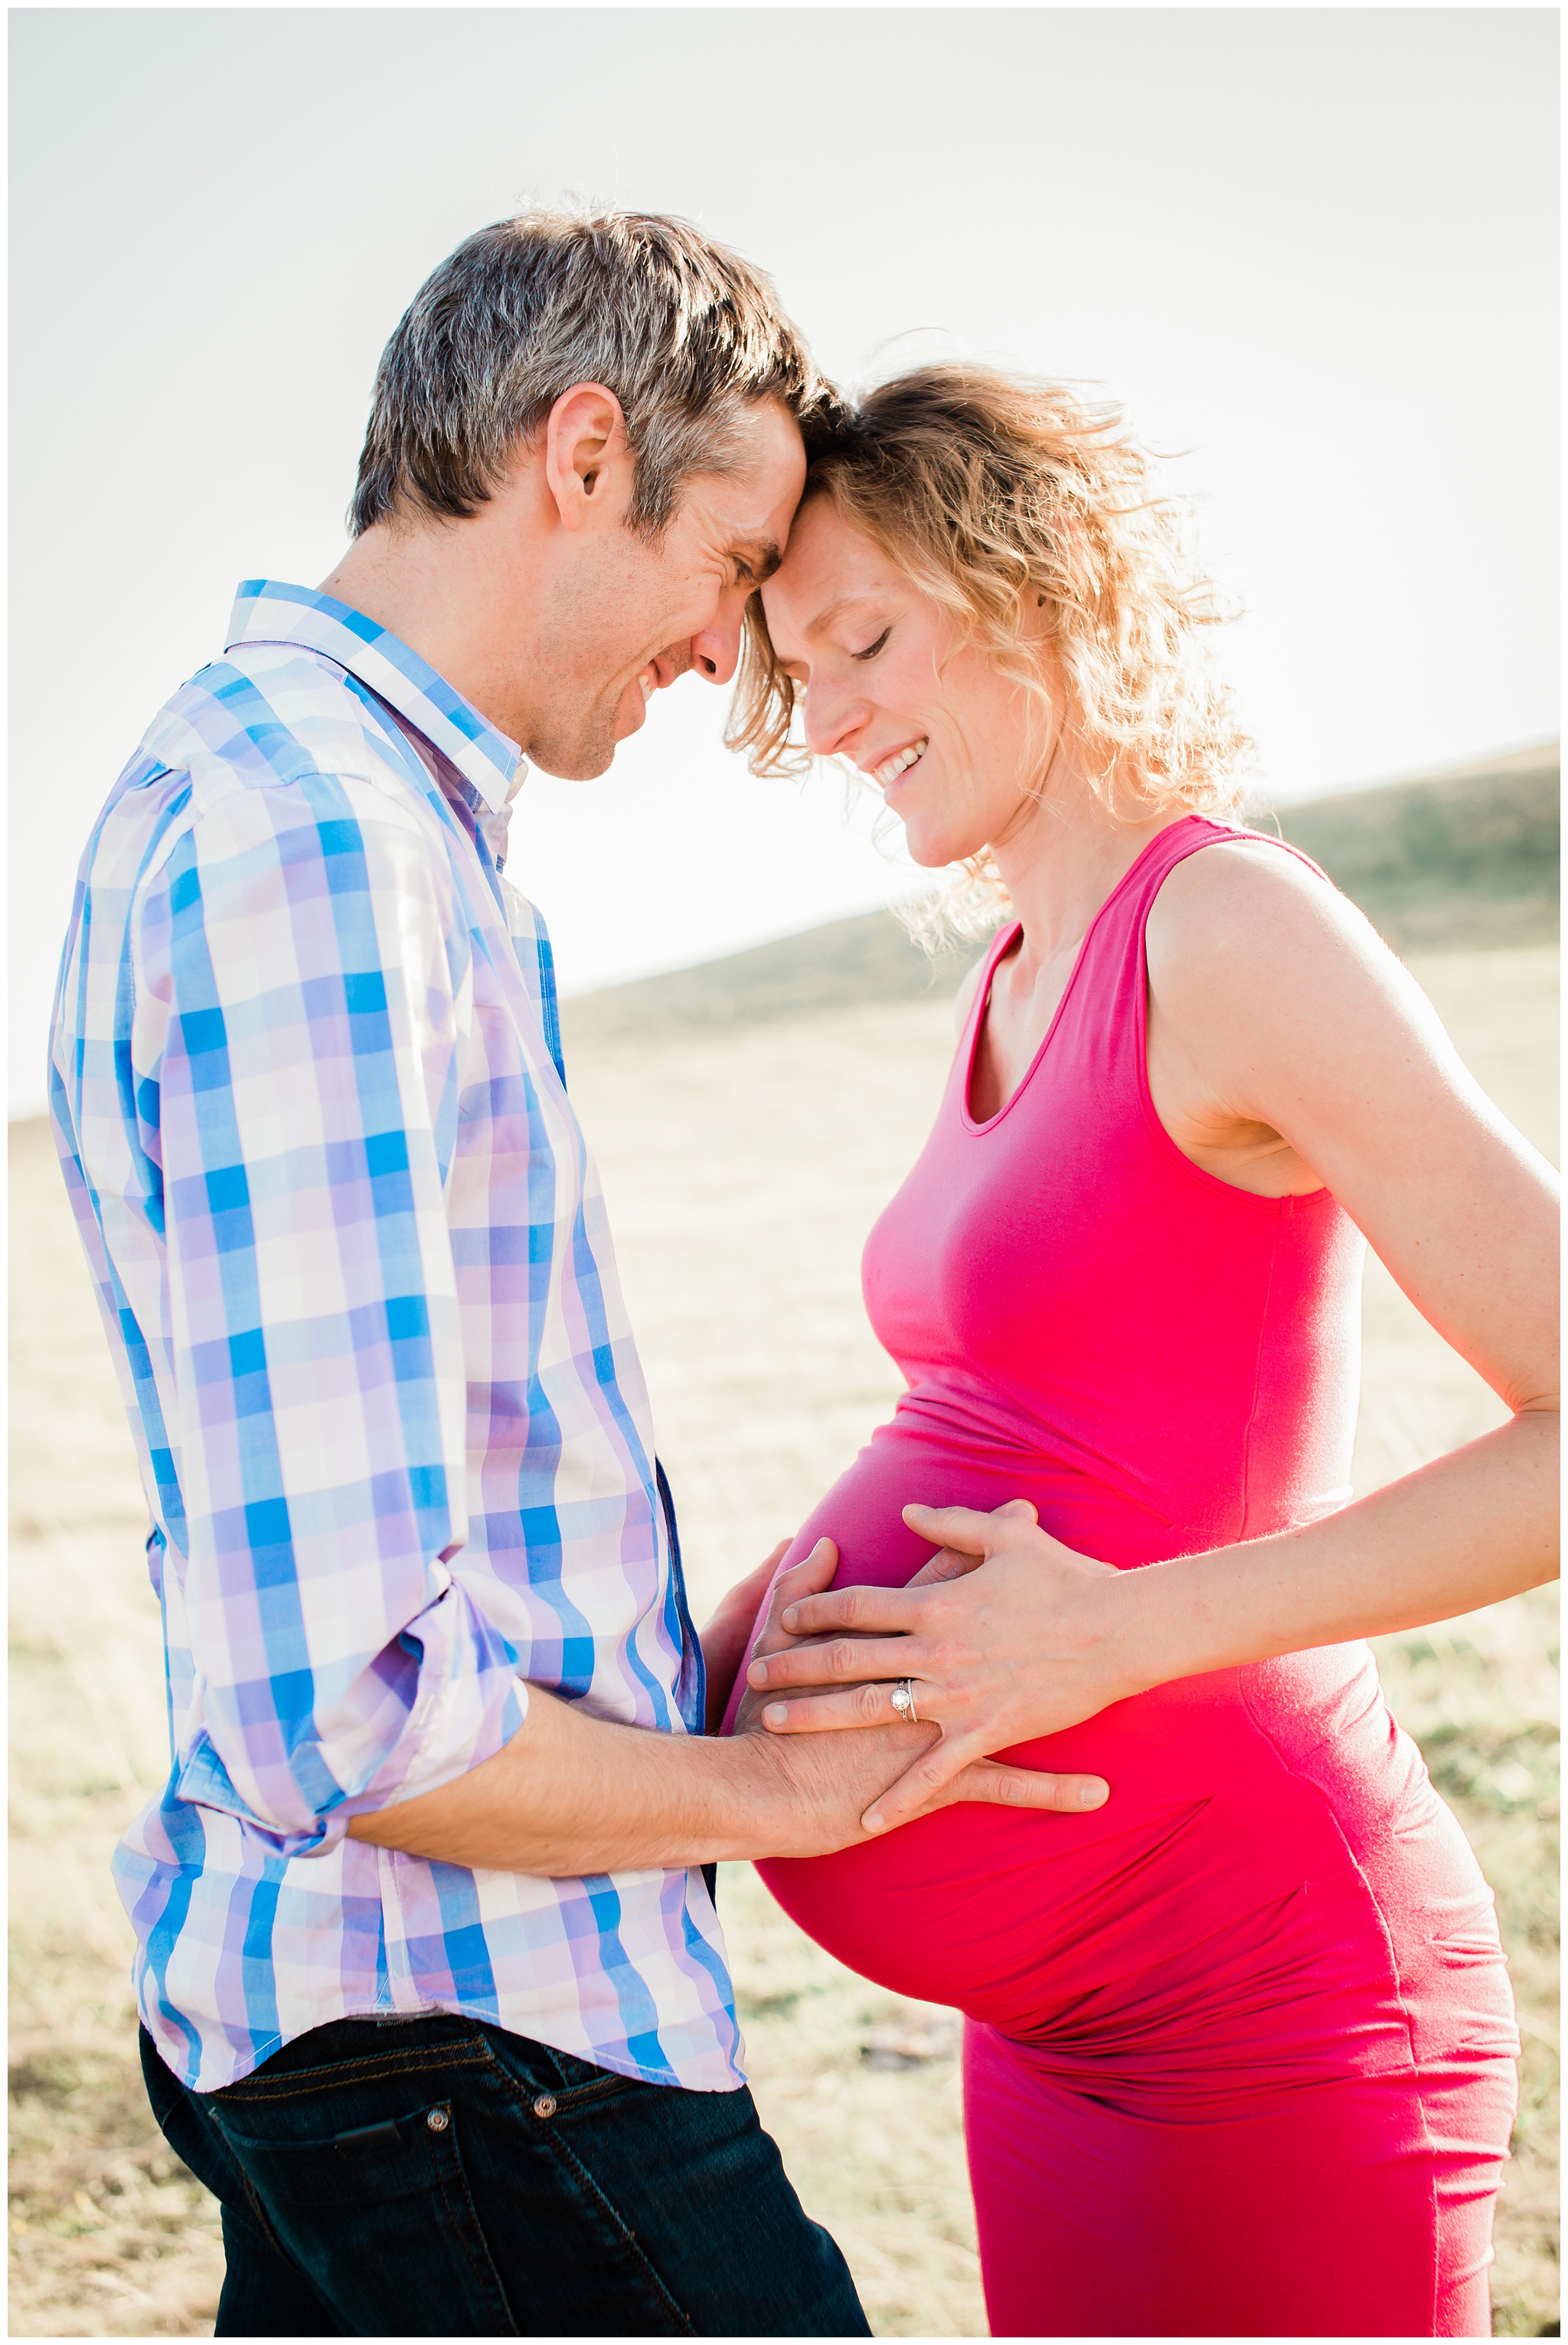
[532,2094,557,2120]
[426,2108,450,2133]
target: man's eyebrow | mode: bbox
[733,541,782,584]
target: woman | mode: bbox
[711,369,1557,2338]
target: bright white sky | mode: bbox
[9,6,1557,1117]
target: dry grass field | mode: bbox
[8,925,1559,2338]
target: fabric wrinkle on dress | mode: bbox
[723,815,1519,2339]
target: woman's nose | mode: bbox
[802,679,867,760]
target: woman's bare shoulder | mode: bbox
[1142,826,1478,1120]
[1146,830,1401,1008]
[1153,827,1349,921]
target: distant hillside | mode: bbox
[560,908,978,1049]
[1269,742,1558,951]
[560,744,1558,1051]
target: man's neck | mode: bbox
[318,495,547,752]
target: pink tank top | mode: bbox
[735,823,1511,2096]
[856,815,1364,1570]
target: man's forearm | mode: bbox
[347,1683,939,1876]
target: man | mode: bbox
[50,208,1093,2335]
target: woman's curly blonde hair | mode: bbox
[726,364,1253,939]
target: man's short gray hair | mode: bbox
[350,207,841,540]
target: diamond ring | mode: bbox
[890,1678,920,1724]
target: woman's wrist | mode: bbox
[1114,1532,1309,1692]
[1107,1552,1216,1698]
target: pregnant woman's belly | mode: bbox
[740,1418,1517,2092]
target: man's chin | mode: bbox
[524,685,646,783]
[527,725,622,783]
[529,747,616,782]
[614,688,650,746]
[528,695,645,782]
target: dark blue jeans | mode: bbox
[141,2015,871,2337]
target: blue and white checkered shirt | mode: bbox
[49,581,743,2094]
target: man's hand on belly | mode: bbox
[748,1712,1112,1853]
[347,1535,1109,1879]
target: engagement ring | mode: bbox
[890,1678,920,1724]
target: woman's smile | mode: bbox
[871,738,929,790]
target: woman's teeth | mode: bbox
[874,739,928,788]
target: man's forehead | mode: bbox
[688,480,783,562]
[725,402,807,515]
[688,404,805,560]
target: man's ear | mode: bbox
[544,382,631,534]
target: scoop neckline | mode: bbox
[959,817,1204,1135]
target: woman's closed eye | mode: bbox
[853,627,891,662]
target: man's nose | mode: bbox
[689,601,743,688]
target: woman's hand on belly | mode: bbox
[743,1500,1132,1831]
[735,1528,1112,1834]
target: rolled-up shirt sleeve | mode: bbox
[140,771,525,1859]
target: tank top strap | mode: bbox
[1071,811,1330,1022]
[948,815,1333,1126]
[1112,809,1325,912]
[1121,812,1330,905]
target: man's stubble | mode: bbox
[526,533,676,781]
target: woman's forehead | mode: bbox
[765,501,896,633]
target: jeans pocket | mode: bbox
[462,2029,645,2120]
[539,2048,645,2112]
[211,2095,516,2335]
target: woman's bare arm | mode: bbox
[743,846,1558,1827]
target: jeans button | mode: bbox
[533,2094,557,2120]
[426,2107,450,2133]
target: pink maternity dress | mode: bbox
[724,817,1519,2337]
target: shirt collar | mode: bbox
[225,580,524,816]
